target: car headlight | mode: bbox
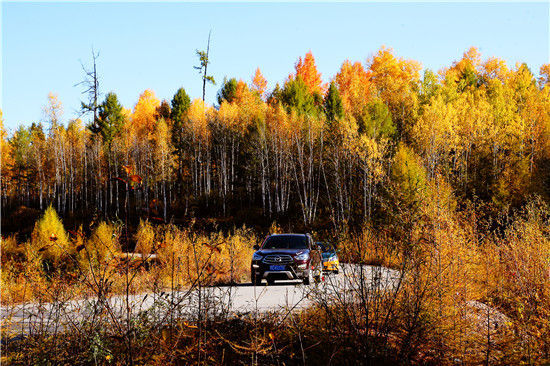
[294,253,309,261]
[252,252,263,261]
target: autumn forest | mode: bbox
[2,46,550,364]
[3,47,550,229]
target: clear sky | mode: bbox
[2,1,549,131]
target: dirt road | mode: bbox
[1,265,400,336]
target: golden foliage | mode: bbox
[251,67,268,98]
[368,46,421,105]
[335,60,372,119]
[391,143,427,205]
[131,89,161,136]
[448,47,481,77]
[187,98,210,141]
[30,205,70,264]
[43,92,63,126]
[0,113,14,183]
[293,51,326,95]
[153,118,175,181]
[482,56,510,83]
[268,221,282,235]
[1,235,21,262]
[135,219,156,256]
[539,63,550,87]
[217,101,240,131]
[85,222,121,265]
[155,225,256,286]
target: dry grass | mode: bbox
[1,216,256,306]
[2,201,550,364]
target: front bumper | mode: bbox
[251,261,309,280]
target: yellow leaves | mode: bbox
[135,219,155,256]
[183,321,198,329]
[153,225,255,286]
[43,92,63,126]
[251,67,268,98]
[424,174,457,221]
[354,135,386,184]
[131,89,160,137]
[355,134,380,158]
[368,46,421,87]
[30,205,70,264]
[122,106,132,119]
[293,51,326,95]
[161,328,169,341]
[153,118,174,180]
[187,98,210,141]
[391,143,427,205]
[539,64,550,88]
[0,235,19,261]
[122,165,133,175]
[335,60,372,119]
[218,101,240,131]
[326,113,358,145]
[235,80,264,118]
[215,77,267,138]
[234,80,251,105]
[446,47,482,81]
[187,98,206,119]
[268,221,282,235]
[482,57,510,83]
[85,222,121,265]
[0,114,14,180]
[266,102,292,140]
[367,46,421,122]
[456,90,493,136]
[413,93,459,166]
[463,46,482,68]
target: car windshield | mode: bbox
[317,242,334,252]
[262,235,308,249]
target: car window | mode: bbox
[262,235,308,249]
[316,242,334,252]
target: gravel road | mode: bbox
[1,265,401,336]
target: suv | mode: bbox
[251,233,322,285]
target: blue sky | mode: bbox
[2,2,549,131]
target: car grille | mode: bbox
[262,254,294,264]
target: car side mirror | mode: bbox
[253,244,260,250]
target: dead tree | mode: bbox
[76,48,100,129]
